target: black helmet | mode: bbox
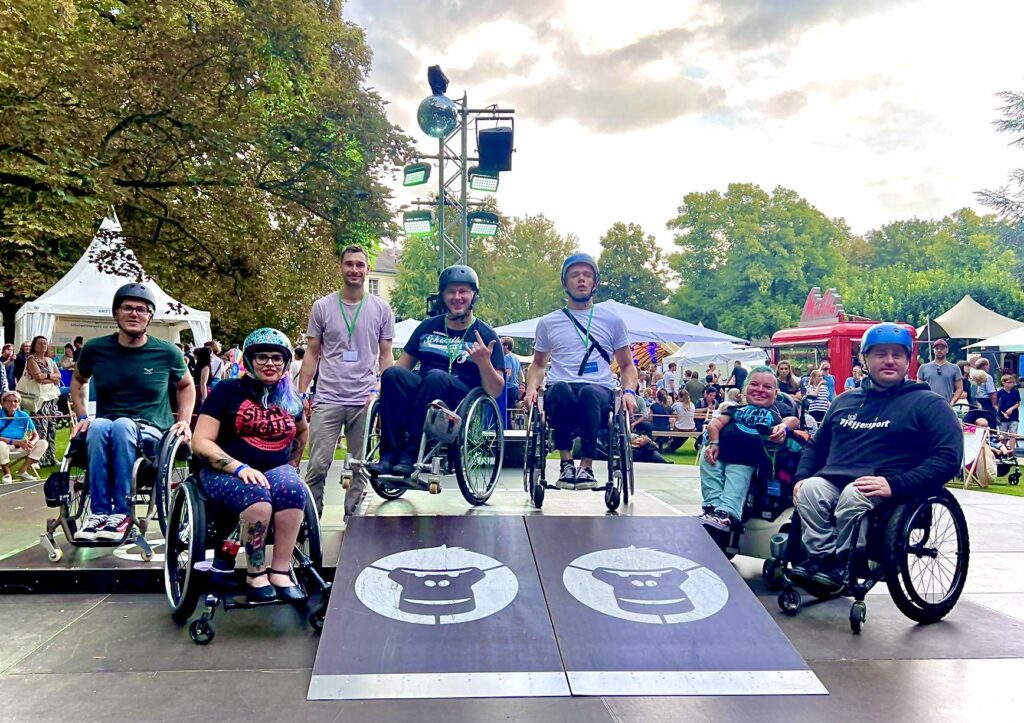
[438,265,479,294]
[112,283,157,314]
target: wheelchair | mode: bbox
[163,474,330,645]
[764,487,970,634]
[346,387,504,507]
[40,424,192,562]
[522,387,634,511]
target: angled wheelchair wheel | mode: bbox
[363,397,404,500]
[604,411,623,511]
[57,437,90,540]
[884,490,969,624]
[164,479,207,623]
[523,406,547,508]
[615,410,633,506]
[156,429,191,536]
[454,388,504,506]
[296,482,323,571]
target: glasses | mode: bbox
[253,353,286,366]
[119,305,152,316]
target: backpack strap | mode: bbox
[560,308,611,376]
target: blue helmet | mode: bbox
[860,323,913,356]
[560,253,600,288]
[242,327,293,374]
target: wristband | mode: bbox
[234,464,250,477]
[299,392,313,401]
[623,389,637,397]
[369,389,379,395]
[78,415,89,421]
[708,441,720,446]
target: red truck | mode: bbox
[770,287,919,394]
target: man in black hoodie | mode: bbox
[791,323,963,592]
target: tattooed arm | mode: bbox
[190,414,243,474]
[290,414,309,467]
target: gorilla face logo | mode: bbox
[389,567,485,616]
[591,567,694,616]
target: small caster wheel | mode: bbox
[140,548,153,562]
[531,483,545,509]
[429,482,441,495]
[308,607,326,633]
[1010,471,1021,486]
[778,588,802,615]
[763,559,784,591]
[604,485,621,511]
[49,547,63,563]
[850,601,867,634]
[189,617,215,645]
[342,476,351,490]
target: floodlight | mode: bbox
[403,162,431,187]
[468,166,499,192]
[402,210,433,235]
[467,211,499,237]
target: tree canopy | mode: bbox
[597,222,670,312]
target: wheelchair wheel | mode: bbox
[363,397,404,500]
[58,438,90,539]
[164,480,207,623]
[604,411,623,512]
[454,388,504,506]
[883,490,969,624]
[523,406,547,509]
[615,410,633,505]
[296,482,323,571]
[156,429,191,536]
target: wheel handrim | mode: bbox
[165,489,194,607]
[462,396,502,498]
[901,500,966,607]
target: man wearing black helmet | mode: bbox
[524,253,638,489]
[70,283,195,541]
[371,265,504,477]
[790,322,962,592]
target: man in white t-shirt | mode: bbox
[524,254,638,489]
[297,244,395,518]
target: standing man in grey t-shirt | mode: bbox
[916,338,963,404]
[524,253,638,489]
[297,244,395,518]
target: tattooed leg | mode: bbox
[240,502,272,584]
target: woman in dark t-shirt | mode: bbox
[191,328,310,605]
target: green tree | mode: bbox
[667,183,850,339]
[596,222,670,311]
[978,90,1024,223]
[0,0,410,341]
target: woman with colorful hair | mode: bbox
[190,328,310,604]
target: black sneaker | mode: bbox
[574,466,599,490]
[95,513,132,541]
[391,454,416,477]
[75,514,107,541]
[368,454,396,476]
[789,556,825,585]
[556,461,577,489]
[811,559,847,593]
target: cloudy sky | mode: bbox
[346,0,1024,253]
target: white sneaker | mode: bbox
[75,514,108,541]
[1,474,12,484]
[18,467,41,481]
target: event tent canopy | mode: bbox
[494,300,745,344]
[14,213,212,347]
[917,295,1023,340]
[663,341,768,370]
[392,318,421,349]
[966,325,1024,352]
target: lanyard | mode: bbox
[444,317,473,374]
[565,305,595,356]
[338,294,366,344]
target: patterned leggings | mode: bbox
[199,464,307,514]
[36,399,59,467]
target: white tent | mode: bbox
[14,213,211,348]
[392,318,422,349]
[966,325,1024,352]
[917,295,1023,340]
[663,341,768,371]
[494,300,745,344]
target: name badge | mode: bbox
[342,350,359,362]
[582,361,599,374]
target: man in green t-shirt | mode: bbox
[70,283,195,541]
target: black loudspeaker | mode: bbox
[478,127,513,172]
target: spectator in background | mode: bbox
[290,347,305,384]
[684,370,705,406]
[501,337,522,427]
[58,344,76,371]
[665,362,678,395]
[650,389,671,448]
[0,390,49,482]
[916,339,963,404]
[193,346,213,407]
[694,385,720,436]
[668,389,696,452]
[24,336,61,467]
[706,363,720,383]
[725,360,747,390]
[805,369,831,423]
[13,341,30,384]
[819,359,836,399]
[973,359,998,413]
[957,361,974,407]
[72,336,84,363]
[844,364,864,391]
[776,359,800,398]
[997,374,1021,446]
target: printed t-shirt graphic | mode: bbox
[198,379,299,471]
[404,316,505,389]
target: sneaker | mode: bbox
[95,513,132,541]
[702,510,733,533]
[574,466,599,490]
[556,461,577,489]
[391,454,417,477]
[368,454,395,476]
[789,556,825,585]
[75,514,108,541]
[18,467,41,481]
[811,559,847,593]
[1,473,12,484]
